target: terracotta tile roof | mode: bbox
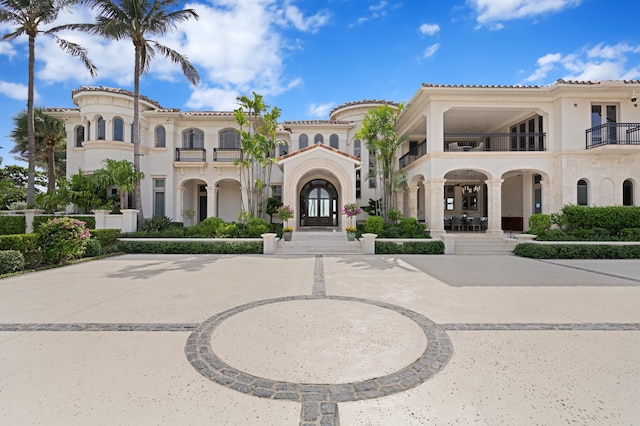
[421,82,543,89]
[278,142,361,162]
[45,107,79,112]
[282,119,352,125]
[330,99,399,116]
[72,86,164,109]
[180,111,236,117]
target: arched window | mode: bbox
[183,128,204,148]
[219,128,240,149]
[75,126,84,147]
[299,134,308,149]
[279,141,289,156]
[97,116,105,140]
[314,134,324,144]
[577,179,588,206]
[329,134,339,149]
[623,179,634,206]
[353,139,361,158]
[155,126,166,148]
[113,117,124,141]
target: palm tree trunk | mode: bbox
[27,34,36,205]
[47,142,56,193]
[133,44,144,226]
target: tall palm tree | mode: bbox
[94,158,143,209]
[10,108,67,193]
[0,0,97,204]
[65,0,200,226]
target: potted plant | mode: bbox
[341,202,361,241]
[277,205,294,241]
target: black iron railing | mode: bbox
[399,141,427,168]
[175,148,206,161]
[444,133,546,152]
[586,123,640,148]
[213,148,242,162]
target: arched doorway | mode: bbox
[299,179,338,227]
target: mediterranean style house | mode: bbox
[48,79,640,236]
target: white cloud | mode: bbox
[0,81,30,101]
[419,23,440,36]
[307,102,334,118]
[423,43,440,59]
[284,5,330,33]
[469,0,582,28]
[186,86,240,110]
[524,43,640,83]
[350,0,391,27]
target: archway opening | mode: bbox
[299,179,338,227]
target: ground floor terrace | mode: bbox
[1,254,639,425]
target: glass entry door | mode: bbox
[300,180,338,227]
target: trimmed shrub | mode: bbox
[118,240,262,254]
[244,218,270,238]
[90,229,120,246]
[0,215,26,235]
[32,215,96,231]
[376,241,444,254]
[514,243,640,259]
[84,239,102,257]
[0,234,41,269]
[527,213,551,236]
[0,250,25,274]
[620,228,640,241]
[364,216,385,236]
[187,217,224,237]
[216,222,238,238]
[37,217,91,264]
[559,205,640,235]
[398,217,428,238]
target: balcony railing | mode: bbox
[586,123,640,149]
[213,148,242,162]
[444,133,546,152]
[399,140,427,168]
[175,148,206,162]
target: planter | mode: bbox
[283,231,292,241]
[347,231,356,241]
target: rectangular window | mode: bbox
[462,195,477,211]
[368,150,376,188]
[355,170,361,199]
[272,185,282,202]
[153,178,165,216]
[444,186,455,210]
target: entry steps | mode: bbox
[275,231,364,255]
[453,235,518,255]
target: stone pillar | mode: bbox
[486,179,504,235]
[441,234,457,255]
[93,210,109,230]
[207,186,218,220]
[362,233,377,255]
[427,178,446,236]
[175,188,184,222]
[521,171,533,231]
[262,233,277,255]
[408,184,419,218]
[395,189,405,216]
[540,178,552,214]
[121,209,139,232]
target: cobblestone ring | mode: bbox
[185,295,453,402]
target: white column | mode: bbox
[486,179,504,235]
[408,184,419,218]
[207,186,218,219]
[427,178,446,236]
[395,189,405,216]
[426,106,444,153]
[541,178,552,214]
[522,171,533,230]
[175,188,184,222]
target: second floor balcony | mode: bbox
[174,147,243,163]
[586,123,640,149]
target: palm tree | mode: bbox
[9,108,67,193]
[94,159,143,209]
[0,0,97,205]
[65,0,200,226]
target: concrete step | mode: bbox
[276,231,363,254]
[454,237,517,255]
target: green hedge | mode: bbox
[514,243,640,259]
[0,250,25,274]
[375,240,444,254]
[0,234,41,269]
[119,240,263,254]
[0,215,26,235]
[560,205,640,235]
[32,215,96,231]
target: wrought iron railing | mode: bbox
[213,148,242,162]
[586,123,640,149]
[175,148,206,162]
[444,133,546,152]
[399,141,427,169]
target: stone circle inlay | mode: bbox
[185,295,453,402]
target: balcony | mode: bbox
[444,133,546,152]
[399,141,427,169]
[586,123,640,149]
[175,148,206,162]
[213,148,242,162]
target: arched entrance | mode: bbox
[299,179,338,227]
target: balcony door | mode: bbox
[300,179,338,227]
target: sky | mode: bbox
[1,0,640,167]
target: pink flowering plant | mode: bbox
[36,217,91,264]
[341,203,361,232]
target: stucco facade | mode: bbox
[49,80,640,234]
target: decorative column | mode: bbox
[486,179,504,235]
[426,178,446,236]
[395,188,405,216]
[175,187,184,222]
[540,178,552,214]
[521,171,533,231]
[207,186,218,219]
[408,184,419,219]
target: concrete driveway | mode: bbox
[1,254,639,425]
